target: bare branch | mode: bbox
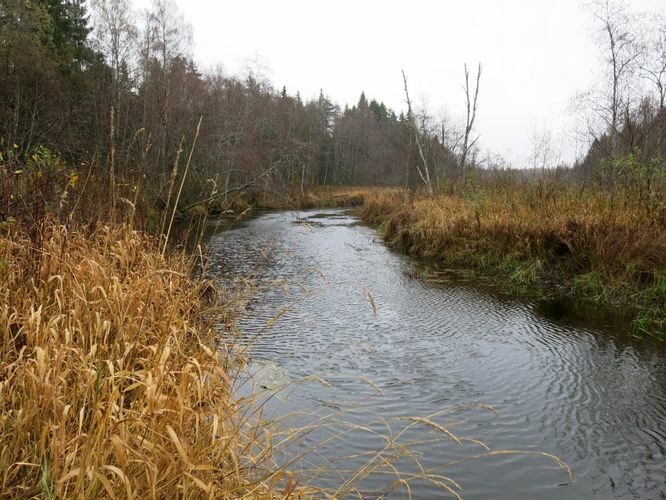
[179,161,280,214]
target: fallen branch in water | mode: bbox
[179,162,279,214]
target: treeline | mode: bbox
[2,0,665,215]
[0,0,465,215]
[575,0,666,194]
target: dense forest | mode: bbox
[2,0,666,210]
[0,0,460,217]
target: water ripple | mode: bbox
[209,209,666,499]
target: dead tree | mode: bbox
[401,70,433,195]
[460,63,481,176]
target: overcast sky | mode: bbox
[132,0,664,167]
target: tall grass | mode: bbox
[0,221,297,497]
[360,184,666,335]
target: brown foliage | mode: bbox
[360,185,666,305]
[0,222,290,498]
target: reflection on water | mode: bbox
[208,209,666,499]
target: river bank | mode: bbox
[225,184,665,337]
[209,207,665,498]
[355,187,665,337]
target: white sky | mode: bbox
[132,0,664,167]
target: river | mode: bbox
[208,209,666,499]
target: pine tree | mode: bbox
[36,0,93,72]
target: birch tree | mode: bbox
[640,14,666,110]
[143,0,192,166]
[90,0,137,103]
[589,0,640,139]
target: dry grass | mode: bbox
[360,185,666,333]
[0,221,301,498]
[293,187,378,210]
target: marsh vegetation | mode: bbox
[1,0,665,497]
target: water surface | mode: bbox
[208,209,666,499]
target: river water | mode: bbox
[208,209,666,499]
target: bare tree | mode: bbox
[241,53,273,89]
[588,0,640,138]
[460,63,481,175]
[530,122,554,172]
[401,70,433,195]
[143,0,192,166]
[146,0,192,70]
[640,14,666,109]
[90,0,138,103]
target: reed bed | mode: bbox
[360,186,666,335]
[292,187,378,210]
[0,221,299,498]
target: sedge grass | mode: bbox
[359,185,666,336]
[0,220,304,498]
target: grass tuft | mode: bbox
[359,185,666,335]
[0,221,294,498]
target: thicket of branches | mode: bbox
[0,0,468,214]
[576,0,666,190]
[1,0,664,216]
